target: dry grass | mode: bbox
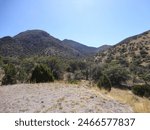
[99,88,150,113]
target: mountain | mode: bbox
[97,45,112,52]
[116,30,150,46]
[0,29,110,58]
[93,30,150,89]
[14,30,82,58]
[0,36,24,57]
[94,29,150,84]
[95,30,150,64]
[62,39,98,56]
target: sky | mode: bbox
[0,0,150,47]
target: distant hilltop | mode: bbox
[0,29,111,58]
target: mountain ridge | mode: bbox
[0,29,110,58]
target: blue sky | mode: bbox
[0,0,150,47]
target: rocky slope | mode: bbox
[62,39,98,56]
[95,30,150,67]
[0,30,110,58]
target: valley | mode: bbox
[0,29,150,113]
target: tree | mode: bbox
[2,64,17,85]
[17,69,27,83]
[46,58,62,80]
[132,84,150,98]
[140,73,150,85]
[67,61,78,73]
[91,65,103,82]
[97,74,112,92]
[0,56,3,66]
[104,65,130,87]
[30,64,54,83]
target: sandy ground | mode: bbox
[0,82,133,113]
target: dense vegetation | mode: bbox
[30,64,54,83]
[0,54,149,98]
[94,30,150,98]
[2,64,17,85]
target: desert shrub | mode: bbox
[46,58,62,80]
[132,85,150,97]
[121,47,126,53]
[0,56,3,66]
[21,58,35,74]
[67,60,88,73]
[129,63,145,76]
[104,65,130,87]
[30,64,54,83]
[74,70,84,80]
[118,57,129,67]
[140,49,148,58]
[64,72,74,81]
[32,56,63,80]
[140,73,150,85]
[17,69,28,83]
[2,57,20,65]
[132,57,141,66]
[77,61,87,70]
[2,64,17,85]
[65,72,78,84]
[66,61,78,73]
[105,57,112,63]
[97,74,112,92]
[91,65,103,82]
[81,69,89,80]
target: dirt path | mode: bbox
[0,82,133,113]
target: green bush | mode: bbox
[66,61,87,73]
[30,64,54,83]
[104,65,129,87]
[140,49,148,58]
[91,65,103,82]
[21,58,35,74]
[17,69,28,83]
[46,58,62,80]
[66,61,78,73]
[0,56,3,66]
[118,58,129,67]
[74,70,84,80]
[132,85,150,97]
[2,64,17,85]
[97,74,112,92]
[141,73,150,85]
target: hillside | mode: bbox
[0,30,110,58]
[94,30,150,87]
[0,36,24,57]
[0,30,150,113]
[97,45,112,52]
[0,30,80,58]
[62,39,98,56]
[95,30,150,64]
